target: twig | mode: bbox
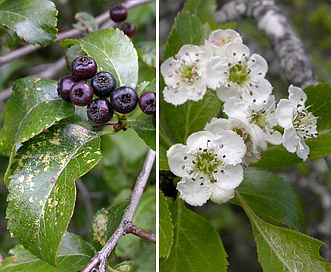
[125,221,156,243]
[81,148,156,272]
[215,0,318,88]
[0,0,154,66]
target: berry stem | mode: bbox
[81,148,156,272]
[0,0,154,67]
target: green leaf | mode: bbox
[73,12,98,33]
[0,233,95,272]
[160,199,228,272]
[128,81,156,150]
[90,201,130,250]
[6,124,101,265]
[0,77,74,156]
[238,193,331,272]
[234,170,305,230]
[159,191,173,258]
[254,83,331,168]
[136,41,156,68]
[163,11,211,60]
[0,0,57,46]
[64,28,139,88]
[182,0,217,26]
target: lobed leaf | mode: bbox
[0,77,74,156]
[6,124,101,265]
[0,0,57,46]
[234,170,305,230]
[160,199,228,272]
[0,233,95,272]
[238,193,331,272]
[159,191,173,258]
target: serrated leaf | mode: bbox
[0,0,57,46]
[77,28,138,88]
[238,193,331,272]
[163,11,211,60]
[160,199,228,272]
[254,83,331,168]
[182,0,217,26]
[6,124,101,265]
[0,233,95,272]
[0,77,74,156]
[234,170,305,230]
[159,191,173,258]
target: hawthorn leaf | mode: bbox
[6,124,101,265]
[160,199,228,272]
[234,170,305,230]
[238,193,331,272]
[62,28,138,88]
[0,0,58,46]
[0,233,95,272]
[182,0,217,26]
[159,191,173,258]
[0,77,74,156]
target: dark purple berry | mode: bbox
[139,92,156,115]
[57,76,75,102]
[121,22,136,37]
[71,56,97,81]
[91,71,116,98]
[110,86,138,114]
[69,82,94,106]
[110,5,128,22]
[87,98,113,124]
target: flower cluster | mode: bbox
[162,29,319,206]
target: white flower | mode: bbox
[205,117,268,166]
[224,96,282,146]
[160,44,212,106]
[167,130,246,206]
[205,29,243,56]
[276,85,318,160]
[205,43,272,103]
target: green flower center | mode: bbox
[228,63,249,86]
[193,148,220,180]
[293,110,318,139]
[250,110,268,130]
[180,63,199,85]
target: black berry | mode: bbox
[110,86,138,114]
[71,56,97,81]
[69,82,94,106]
[57,76,75,102]
[87,98,113,124]
[139,92,156,115]
[110,5,128,22]
[91,72,116,97]
[121,22,136,37]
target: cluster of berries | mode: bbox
[110,4,135,37]
[57,56,156,127]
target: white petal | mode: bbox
[167,144,193,177]
[205,118,232,134]
[210,187,235,204]
[216,84,241,102]
[215,130,246,165]
[163,86,189,106]
[288,85,307,110]
[276,99,294,128]
[213,164,243,189]
[282,127,299,153]
[265,130,283,145]
[205,56,228,89]
[223,97,248,120]
[177,177,212,206]
[186,131,216,153]
[296,138,309,161]
[248,54,269,75]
